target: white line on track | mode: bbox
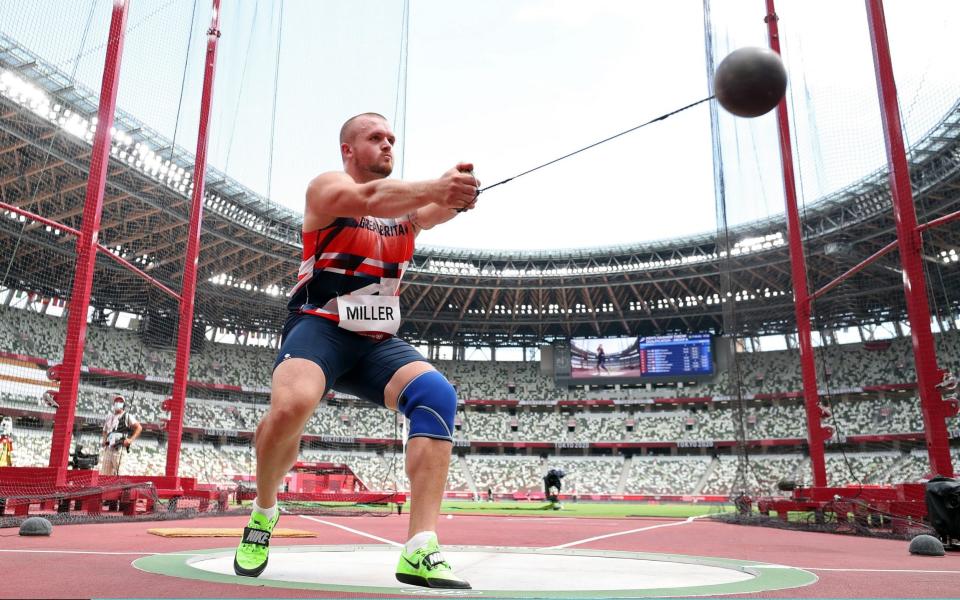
[753,563,960,574]
[0,549,205,556]
[803,567,960,574]
[491,517,585,522]
[298,514,402,547]
[544,515,706,549]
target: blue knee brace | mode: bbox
[398,370,457,442]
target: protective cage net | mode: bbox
[2,0,960,531]
[703,0,960,537]
[0,0,411,525]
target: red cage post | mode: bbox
[764,0,828,487]
[47,0,131,480]
[865,0,953,477]
[165,0,222,477]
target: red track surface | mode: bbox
[3,513,956,598]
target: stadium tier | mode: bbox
[2,309,958,495]
[16,424,959,498]
[3,303,959,396]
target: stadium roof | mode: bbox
[1,33,958,346]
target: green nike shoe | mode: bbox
[395,535,471,589]
[233,509,280,577]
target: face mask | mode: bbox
[114,403,124,411]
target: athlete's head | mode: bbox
[112,395,125,414]
[0,416,11,436]
[340,112,394,180]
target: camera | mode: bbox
[71,445,99,470]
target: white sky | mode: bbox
[2,0,958,250]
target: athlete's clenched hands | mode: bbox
[432,162,479,211]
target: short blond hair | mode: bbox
[339,112,388,145]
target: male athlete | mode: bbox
[595,344,608,373]
[234,113,478,589]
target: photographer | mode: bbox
[100,395,141,476]
[0,416,13,467]
[543,468,565,510]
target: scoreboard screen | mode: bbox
[638,333,713,376]
[567,333,713,382]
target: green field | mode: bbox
[429,500,734,519]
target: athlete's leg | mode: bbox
[385,363,468,588]
[339,349,454,538]
[254,358,326,508]
[384,362,451,538]
[235,357,328,578]
[336,342,468,588]
[236,316,359,578]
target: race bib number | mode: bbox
[337,295,401,336]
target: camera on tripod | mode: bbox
[70,444,99,470]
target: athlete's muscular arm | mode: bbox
[304,163,477,231]
[407,169,479,235]
[407,198,477,234]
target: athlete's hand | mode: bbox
[456,163,480,213]
[433,163,478,211]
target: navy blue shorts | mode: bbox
[274,313,428,406]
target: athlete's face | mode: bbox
[346,117,395,178]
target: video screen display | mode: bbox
[569,334,712,380]
[637,333,713,377]
[569,336,640,379]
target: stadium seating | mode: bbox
[0,388,939,445]
[516,411,567,441]
[572,413,627,441]
[626,455,711,495]
[460,410,509,440]
[6,427,52,468]
[699,455,806,496]
[823,451,914,486]
[466,455,545,494]
[4,304,960,397]
[545,456,625,494]
[3,423,949,497]
[3,305,959,497]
